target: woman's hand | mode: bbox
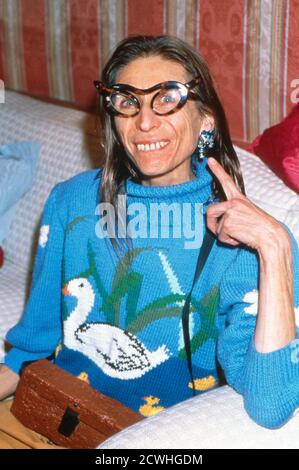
[207,157,296,352]
[206,157,291,254]
[0,364,20,400]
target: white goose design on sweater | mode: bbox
[62,278,171,380]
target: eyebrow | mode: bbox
[109,80,186,95]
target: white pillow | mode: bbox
[0,91,99,270]
[236,146,299,245]
[97,385,299,449]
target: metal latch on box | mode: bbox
[58,407,80,436]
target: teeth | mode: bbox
[136,141,168,152]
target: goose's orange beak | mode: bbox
[62,285,70,296]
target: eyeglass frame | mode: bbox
[93,76,201,117]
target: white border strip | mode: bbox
[196,0,200,49]
[51,0,67,99]
[283,0,290,116]
[258,0,272,133]
[5,0,23,89]
[242,0,248,142]
[176,0,186,39]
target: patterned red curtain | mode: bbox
[0,0,298,144]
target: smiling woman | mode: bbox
[1,35,299,448]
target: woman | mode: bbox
[0,35,298,448]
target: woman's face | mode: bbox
[114,55,212,186]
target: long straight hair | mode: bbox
[96,35,245,256]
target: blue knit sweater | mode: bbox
[5,156,299,428]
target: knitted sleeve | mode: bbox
[217,230,299,429]
[4,184,65,374]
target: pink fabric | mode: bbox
[250,104,299,194]
[1,1,299,144]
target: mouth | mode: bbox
[135,140,170,153]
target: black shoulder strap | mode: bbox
[182,230,215,396]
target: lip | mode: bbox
[134,139,170,145]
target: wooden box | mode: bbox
[11,359,142,448]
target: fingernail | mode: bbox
[208,158,216,166]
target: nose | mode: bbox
[135,100,161,132]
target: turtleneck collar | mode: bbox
[125,155,214,204]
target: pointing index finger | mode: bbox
[207,157,241,200]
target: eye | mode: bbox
[111,92,138,114]
[153,89,181,113]
[79,282,84,288]
[160,94,176,104]
[155,89,179,106]
[120,97,136,108]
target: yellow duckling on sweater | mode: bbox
[54,342,62,358]
[139,396,165,417]
[188,375,217,391]
[77,371,90,384]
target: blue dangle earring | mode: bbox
[197,129,216,159]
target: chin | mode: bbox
[136,164,170,178]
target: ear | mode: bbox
[201,115,215,132]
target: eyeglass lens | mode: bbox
[110,86,184,116]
